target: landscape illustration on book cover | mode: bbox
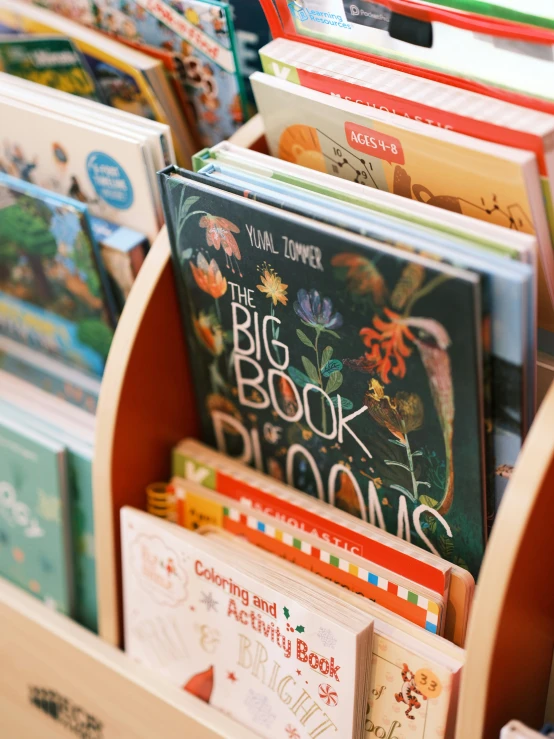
[0,175,114,376]
[162,176,486,577]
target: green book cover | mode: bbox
[160,169,487,577]
[0,415,73,614]
[0,399,96,631]
[0,34,104,101]
[413,1,554,30]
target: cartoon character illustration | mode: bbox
[6,144,37,182]
[395,664,426,720]
[278,125,326,172]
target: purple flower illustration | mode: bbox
[293,289,343,332]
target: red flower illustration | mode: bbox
[199,215,242,275]
[360,308,415,384]
[199,215,240,256]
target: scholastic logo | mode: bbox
[345,122,405,165]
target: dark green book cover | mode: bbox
[160,171,486,577]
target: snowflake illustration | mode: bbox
[244,689,276,728]
[285,724,300,739]
[200,591,219,612]
[317,627,337,649]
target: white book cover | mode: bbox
[0,89,159,240]
[121,507,373,739]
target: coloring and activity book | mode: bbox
[122,506,374,739]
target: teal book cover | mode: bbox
[0,399,97,631]
[0,415,73,614]
[0,173,116,377]
[160,170,486,577]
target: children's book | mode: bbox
[227,0,271,107]
[29,0,249,147]
[0,81,160,240]
[0,398,96,632]
[0,173,116,377]
[191,159,533,515]
[0,33,103,100]
[90,215,147,310]
[0,69,175,224]
[173,477,448,634]
[258,35,554,331]
[0,414,73,615]
[206,525,465,739]
[0,0,179,139]
[122,506,374,739]
[260,0,554,107]
[159,169,487,578]
[172,438,474,647]
[0,334,100,413]
[251,72,552,328]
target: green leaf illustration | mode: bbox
[411,450,424,457]
[323,328,341,339]
[389,484,416,502]
[419,495,439,509]
[439,536,454,558]
[416,481,431,490]
[180,248,193,262]
[321,359,343,377]
[302,356,320,385]
[296,329,314,349]
[388,439,407,447]
[287,366,311,389]
[283,606,290,620]
[385,460,411,471]
[184,196,200,213]
[453,557,469,571]
[325,370,343,394]
[331,396,354,410]
[295,625,305,634]
[321,346,333,368]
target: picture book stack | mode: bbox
[11,0,271,148]
[0,59,168,629]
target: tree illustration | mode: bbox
[0,203,57,303]
[73,231,102,299]
[77,319,113,360]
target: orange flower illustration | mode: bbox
[257,268,288,307]
[193,311,224,356]
[199,215,241,256]
[190,253,227,298]
[360,308,415,384]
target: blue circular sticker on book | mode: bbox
[86,152,134,210]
